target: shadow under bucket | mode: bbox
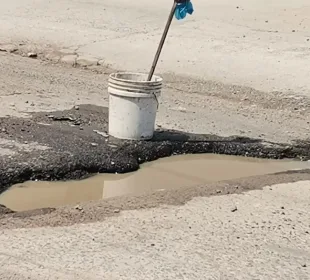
[108,72,163,140]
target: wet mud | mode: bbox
[0,104,309,196]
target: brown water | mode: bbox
[0,154,308,211]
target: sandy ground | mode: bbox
[1,0,310,96]
[0,0,310,279]
[0,52,309,149]
[0,0,310,147]
[1,174,310,279]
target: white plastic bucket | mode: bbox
[108,72,162,140]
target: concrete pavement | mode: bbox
[1,0,310,95]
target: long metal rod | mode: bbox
[147,1,177,81]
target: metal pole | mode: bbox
[147,1,177,81]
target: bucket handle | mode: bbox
[153,92,159,109]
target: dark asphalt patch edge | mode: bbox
[0,137,309,194]
[0,105,309,216]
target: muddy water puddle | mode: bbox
[0,154,308,211]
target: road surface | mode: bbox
[1,177,310,280]
[1,0,310,95]
[0,1,310,279]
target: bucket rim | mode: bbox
[109,72,163,83]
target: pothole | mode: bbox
[0,154,308,212]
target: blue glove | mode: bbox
[175,0,194,20]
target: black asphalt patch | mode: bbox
[0,104,309,194]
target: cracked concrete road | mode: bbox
[1,0,310,96]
